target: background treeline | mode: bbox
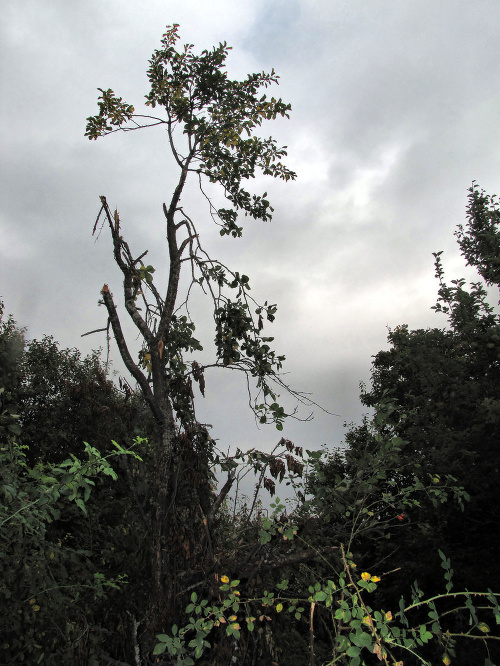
[1,183,499,665]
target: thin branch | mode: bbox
[81,326,109,337]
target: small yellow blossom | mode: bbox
[371,576,381,583]
[220,575,230,584]
[443,656,451,666]
[33,605,40,612]
[233,590,240,596]
[363,615,373,626]
[229,615,237,622]
[361,572,371,581]
[29,598,36,605]
[232,623,240,630]
[385,611,393,621]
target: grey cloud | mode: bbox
[2,0,500,475]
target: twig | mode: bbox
[81,326,109,337]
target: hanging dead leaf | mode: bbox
[263,477,276,496]
[269,458,285,482]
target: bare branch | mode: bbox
[100,286,163,425]
[99,196,155,346]
[81,326,109,337]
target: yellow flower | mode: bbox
[371,576,381,583]
[29,598,36,605]
[443,656,451,666]
[33,605,40,612]
[232,623,240,630]
[233,590,240,596]
[385,611,393,621]
[361,572,371,581]
[229,615,237,621]
[363,615,373,626]
[221,575,229,584]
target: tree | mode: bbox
[85,24,307,641]
[356,185,500,584]
[456,181,500,287]
[0,305,145,665]
[306,184,500,664]
[17,336,154,465]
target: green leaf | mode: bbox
[152,643,167,655]
[351,631,372,649]
[75,498,87,515]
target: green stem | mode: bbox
[405,591,500,614]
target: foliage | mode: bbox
[0,431,142,664]
[150,375,500,664]
[456,182,500,287]
[345,185,500,605]
[0,305,152,664]
[17,334,154,465]
[153,439,500,665]
[154,556,500,666]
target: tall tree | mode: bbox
[343,184,500,593]
[85,25,303,639]
[295,186,500,665]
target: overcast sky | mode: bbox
[2,0,500,469]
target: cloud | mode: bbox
[2,0,500,473]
